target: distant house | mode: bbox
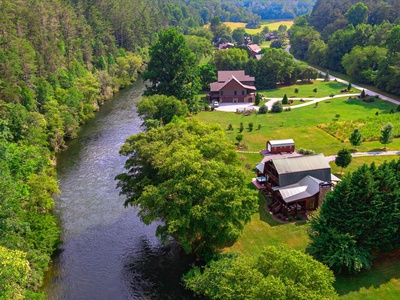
[247,44,261,58]
[207,70,256,103]
[267,139,295,154]
[255,154,338,217]
[218,42,234,50]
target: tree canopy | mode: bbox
[308,159,400,273]
[142,28,200,110]
[335,148,352,173]
[183,246,338,299]
[116,119,258,257]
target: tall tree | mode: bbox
[142,28,200,111]
[379,122,393,149]
[116,119,258,257]
[335,148,352,173]
[183,246,338,300]
[344,2,369,27]
[349,128,362,149]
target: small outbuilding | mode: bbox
[267,139,295,154]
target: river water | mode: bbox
[44,80,196,299]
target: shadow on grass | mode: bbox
[257,194,285,227]
[334,249,400,296]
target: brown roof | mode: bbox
[210,75,256,92]
[217,70,255,83]
[248,44,261,53]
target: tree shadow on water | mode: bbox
[122,237,205,299]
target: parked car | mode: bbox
[213,101,219,107]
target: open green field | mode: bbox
[195,84,400,299]
[205,20,294,35]
[259,80,350,98]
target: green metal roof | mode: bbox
[272,154,330,175]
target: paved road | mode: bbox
[326,150,400,162]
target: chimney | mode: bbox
[318,182,332,207]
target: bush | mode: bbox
[271,101,283,113]
[284,107,291,111]
[361,89,366,98]
[248,122,253,131]
[313,87,318,93]
[329,93,335,97]
[298,148,315,155]
[363,96,375,103]
[235,133,243,143]
[257,124,261,130]
[227,123,233,130]
[258,104,268,114]
[294,88,299,93]
[288,216,293,221]
[296,214,303,220]
[239,122,244,133]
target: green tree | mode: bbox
[379,122,393,149]
[271,101,283,113]
[349,128,362,149]
[183,246,338,300]
[239,122,244,133]
[344,2,369,27]
[235,133,243,144]
[115,119,258,257]
[282,94,288,104]
[254,93,261,106]
[347,82,352,91]
[335,148,352,173]
[308,160,400,273]
[232,28,246,45]
[136,95,188,129]
[185,35,214,63]
[212,48,248,71]
[142,28,200,111]
[197,64,217,90]
[248,122,253,132]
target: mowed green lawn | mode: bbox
[195,86,400,299]
[259,80,352,99]
[205,20,294,35]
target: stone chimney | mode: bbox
[318,182,332,207]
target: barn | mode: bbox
[266,139,295,154]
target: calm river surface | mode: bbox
[44,80,195,299]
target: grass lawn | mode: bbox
[199,54,212,65]
[196,84,400,298]
[259,80,351,99]
[209,20,294,35]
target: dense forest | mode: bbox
[290,0,400,95]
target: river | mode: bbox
[44,80,196,299]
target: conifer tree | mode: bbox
[379,122,393,150]
[349,128,362,149]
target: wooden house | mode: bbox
[208,71,256,103]
[257,154,335,217]
[247,44,261,58]
[267,139,295,154]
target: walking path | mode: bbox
[325,150,400,162]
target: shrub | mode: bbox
[361,89,366,98]
[329,93,335,97]
[397,104,400,112]
[284,107,291,111]
[363,96,375,102]
[296,214,303,220]
[257,124,262,130]
[258,104,268,114]
[211,106,215,111]
[288,216,293,221]
[375,111,379,116]
[298,148,315,155]
[347,82,352,91]
[235,133,243,143]
[227,123,233,130]
[255,93,261,106]
[271,101,283,113]
[294,88,299,93]
[313,87,318,93]
[335,114,340,119]
[248,122,253,131]
[239,122,244,133]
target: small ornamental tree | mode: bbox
[347,82,352,91]
[227,123,233,130]
[258,104,268,114]
[294,88,299,94]
[271,101,283,113]
[313,87,318,93]
[236,133,243,144]
[239,122,244,133]
[335,148,352,173]
[255,93,261,105]
[379,122,393,150]
[349,128,362,149]
[360,89,366,98]
[248,122,253,132]
[324,70,330,81]
[282,94,289,104]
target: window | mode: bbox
[242,90,244,95]
[234,91,237,95]
[220,91,223,96]
[309,201,315,209]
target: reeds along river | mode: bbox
[43,80,196,300]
